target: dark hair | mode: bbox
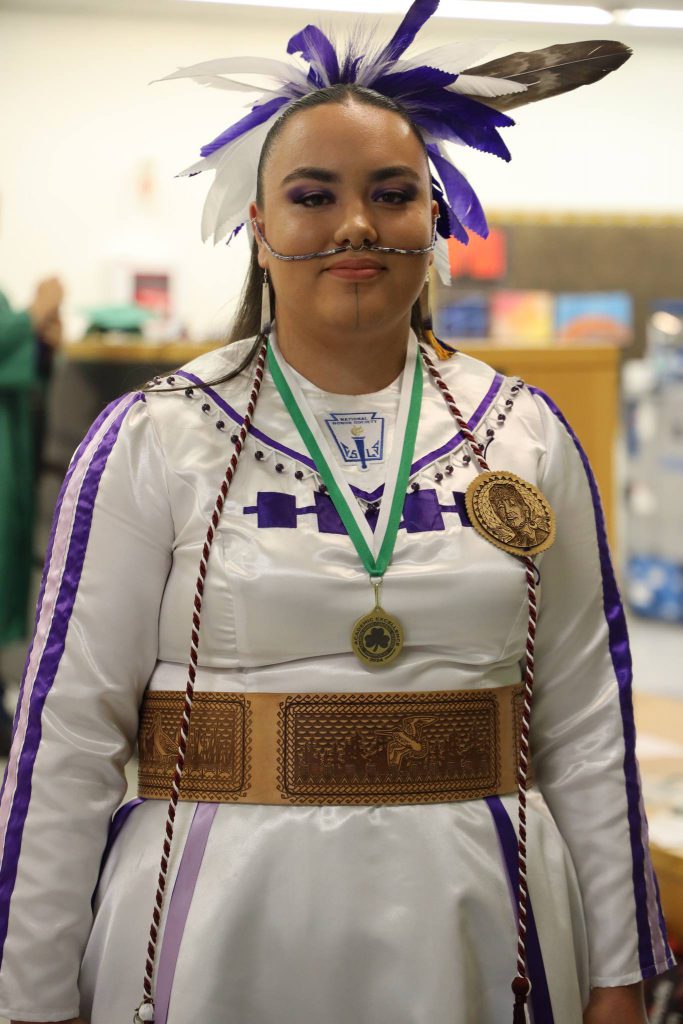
[146,84,431,393]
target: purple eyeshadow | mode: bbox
[287,187,331,202]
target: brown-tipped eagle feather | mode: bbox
[463,40,632,111]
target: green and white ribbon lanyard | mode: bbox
[267,332,423,666]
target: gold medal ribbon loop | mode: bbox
[268,332,424,666]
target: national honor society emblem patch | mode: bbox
[325,412,385,470]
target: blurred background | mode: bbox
[1,0,682,1014]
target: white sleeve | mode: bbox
[0,392,173,1020]
[528,387,674,988]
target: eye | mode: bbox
[375,189,413,205]
[293,192,333,208]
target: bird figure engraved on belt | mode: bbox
[381,716,437,768]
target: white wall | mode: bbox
[1,5,681,340]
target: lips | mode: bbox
[325,258,386,282]
[326,258,384,271]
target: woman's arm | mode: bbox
[525,387,673,989]
[12,1019,86,1024]
[584,982,647,1023]
[0,393,173,1021]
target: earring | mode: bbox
[260,267,272,335]
[420,267,452,361]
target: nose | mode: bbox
[333,202,379,250]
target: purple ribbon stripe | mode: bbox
[529,386,673,975]
[155,803,219,1023]
[177,367,504,504]
[486,796,555,1023]
[0,394,142,964]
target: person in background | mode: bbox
[0,277,63,754]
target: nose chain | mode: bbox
[250,216,438,261]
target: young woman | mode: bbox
[0,6,670,1023]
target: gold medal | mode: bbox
[351,578,404,667]
[465,471,556,557]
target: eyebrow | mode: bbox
[279,165,422,187]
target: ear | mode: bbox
[249,201,268,270]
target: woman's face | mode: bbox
[249,101,438,338]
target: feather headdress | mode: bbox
[157,0,631,284]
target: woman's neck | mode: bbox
[272,313,412,395]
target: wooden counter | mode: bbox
[63,337,619,543]
[458,343,619,546]
[634,692,683,942]
[62,337,217,365]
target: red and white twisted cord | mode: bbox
[134,339,535,1020]
[419,344,536,1015]
[135,340,268,1023]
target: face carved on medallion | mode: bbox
[465,473,555,558]
[487,481,550,550]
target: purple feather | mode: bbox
[406,90,514,161]
[427,143,489,239]
[377,0,440,66]
[375,77,514,162]
[200,96,289,158]
[287,25,340,86]
[431,175,463,243]
[226,222,245,245]
[405,86,515,128]
[345,55,363,82]
[417,111,511,161]
[373,66,458,96]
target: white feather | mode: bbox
[202,119,274,243]
[448,74,526,98]
[201,137,252,241]
[201,156,233,242]
[154,56,309,92]
[212,173,258,245]
[176,87,290,178]
[177,151,222,179]
[433,234,451,287]
[420,128,439,147]
[186,74,281,96]
[394,40,502,76]
[216,200,252,247]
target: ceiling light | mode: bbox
[177,0,614,24]
[433,2,613,24]
[614,7,683,28]
[176,0,401,10]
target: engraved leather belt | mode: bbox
[137,684,525,806]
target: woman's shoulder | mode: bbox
[124,336,261,459]
[140,334,259,412]
[163,334,260,388]
[434,346,558,449]
[434,346,527,413]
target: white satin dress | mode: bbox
[0,329,673,1024]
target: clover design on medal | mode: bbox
[351,606,404,667]
[465,471,556,558]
